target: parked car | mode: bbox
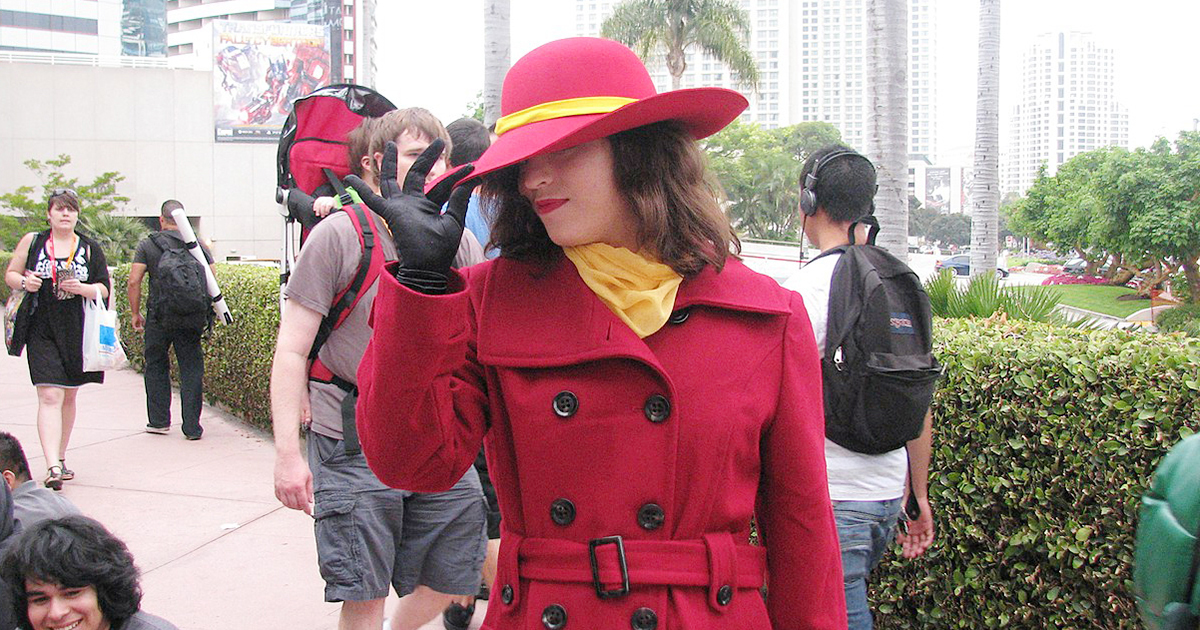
[1063,257,1087,274]
[935,254,1010,279]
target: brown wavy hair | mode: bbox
[481,121,740,276]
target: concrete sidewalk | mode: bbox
[0,352,486,629]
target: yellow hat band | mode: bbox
[494,96,638,136]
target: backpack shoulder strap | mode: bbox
[306,202,385,363]
[823,247,875,362]
[323,168,354,208]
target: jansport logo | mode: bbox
[890,312,915,335]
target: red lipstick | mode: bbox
[535,199,567,215]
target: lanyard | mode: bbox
[45,234,79,286]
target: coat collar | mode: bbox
[473,252,791,367]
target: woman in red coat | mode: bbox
[348,37,846,629]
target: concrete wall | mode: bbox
[0,61,283,261]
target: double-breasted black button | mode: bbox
[716,584,733,606]
[643,395,671,423]
[542,604,567,629]
[500,584,513,605]
[668,308,691,325]
[550,498,576,526]
[631,607,658,630]
[552,391,579,418]
[637,503,665,530]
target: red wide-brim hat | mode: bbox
[463,37,748,183]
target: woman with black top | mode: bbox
[4,190,110,490]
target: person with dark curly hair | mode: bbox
[0,515,177,630]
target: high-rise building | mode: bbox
[1002,32,1129,194]
[575,0,937,160]
[0,0,123,55]
[123,0,168,57]
[164,0,375,86]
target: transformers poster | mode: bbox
[212,21,331,142]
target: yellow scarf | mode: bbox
[564,243,683,338]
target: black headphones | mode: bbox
[799,149,876,217]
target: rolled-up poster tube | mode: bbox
[170,208,233,325]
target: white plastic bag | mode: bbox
[82,297,127,372]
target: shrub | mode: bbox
[925,269,1062,322]
[112,263,280,431]
[1157,304,1200,338]
[873,319,1200,629]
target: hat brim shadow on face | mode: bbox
[457,87,748,186]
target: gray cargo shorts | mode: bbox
[308,431,487,602]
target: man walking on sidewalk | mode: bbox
[127,200,216,440]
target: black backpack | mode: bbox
[150,233,211,331]
[816,244,942,454]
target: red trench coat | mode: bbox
[357,253,846,629]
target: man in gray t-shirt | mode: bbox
[270,109,486,630]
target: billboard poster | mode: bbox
[925,167,951,212]
[212,20,330,142]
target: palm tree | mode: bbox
[601,0,759,92]
[969,0,1000,279]
[863,0,909,259]
[483,0,510,125]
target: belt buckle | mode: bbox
[588,535,630,599]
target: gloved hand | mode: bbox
[345,139,476,294]
[284,188,322,231]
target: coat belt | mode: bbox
[503,531,765,613]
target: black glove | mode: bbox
[345,139,476,294]
[284,188,321,231]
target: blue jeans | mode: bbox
[833,498,902,630]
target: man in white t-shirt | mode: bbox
[783,145,935,630]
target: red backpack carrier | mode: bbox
[276,84,396,452]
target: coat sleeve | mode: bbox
[355,263,488,492]
[756,291,847,629]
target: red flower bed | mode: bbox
[1042,274,1109,286]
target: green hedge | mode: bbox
[112,263,280,431]
[874,318,1200,629]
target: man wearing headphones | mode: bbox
[784,145,935,630]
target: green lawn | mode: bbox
[1016,283,1149,318]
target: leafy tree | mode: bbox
[1006,133,1200,302]
[908,202,939,240]
[704,120,841,240]
[464,90,486,122]
[928,213,971,247]
[602,0,759,92]
[0,154,144,261]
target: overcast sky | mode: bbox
[376,1,1200,166]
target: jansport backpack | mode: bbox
[815,243,942,454]
[150,233,212,331]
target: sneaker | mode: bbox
[184,434,202,441]
[145,425,170,435]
